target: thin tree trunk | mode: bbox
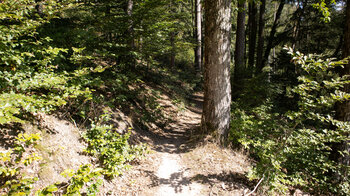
[127,0,135,49]
[170,31,176,68]
[194,0,202,72]
[333,35,343,57]
[192,0,195,34]
[202,0,231,144]
[106,5,112,41]
[262,0,285,67]
[256,0,266,73]
[292,2,302,50]
[233,0,246,92]
[248,1,257,73]
[124,0,135,68]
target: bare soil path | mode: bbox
[150,91,205,196]
[103,89,253,196]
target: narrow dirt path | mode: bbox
[150,92,205,196]
[154,153,202,195]
[102,90,252,195]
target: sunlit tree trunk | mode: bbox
[194,0,202,72]
[202,0,231,143]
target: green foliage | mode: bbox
[36,184,59,196]
[1,131,112,195]
[0,0,94,126]
[0,133,42,195]
[0,0,186,195]
[84,113,147,178]
[36,165,103,196]
[312,0,336,22]
[0,1,126,195]
[61,165,103,196]
[0,70,93,125]
[0,0,72,70]
[231,48,350,195]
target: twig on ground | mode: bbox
[244,174,265,196]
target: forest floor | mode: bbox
[0,69,257,195]
[99,88,255,196]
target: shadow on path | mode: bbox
[191,171,254,190]
[130,91,204,154]
[142,169,193,193]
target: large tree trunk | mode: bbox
[233,0,246,95]
[262,0,285,67]
[194,0,202,72]
[202,0,231,143]
[256,0,266,73]
[336,0,350,182]
[248,1,257,73]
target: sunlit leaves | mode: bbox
[231,48,350,194]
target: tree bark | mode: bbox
[202,0,231,143]
[125,0,135,49]
[256,0,266,73]
[170,31,176,68]
[124,0,135,68]
[333,35,343,58]
[336,0,350,182]
[248,1,257,73]
[194,0,202,72]
[262,0,285,67]
[292,2,303,50]
[233,0,246,92]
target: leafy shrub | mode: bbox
[84,113,147,178]
[0,0,94,126]
[0,133,42,195]
[35,164,103,196]
[230,48,350,195]
[60,165,102,196]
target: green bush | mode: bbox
[0,133,42,195]
[84,113,147,178]
[230,48,350,195]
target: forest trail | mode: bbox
[127,90,206,195]
[151,91,204,196]
[104,90,252,196]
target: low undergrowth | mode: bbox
[83,113,148,178]
[0,1,148,194]
[230,48,350,195]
